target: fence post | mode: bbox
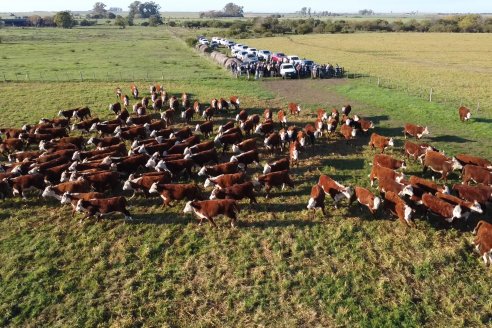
[377,77,380,87]
[80,71,83,81]
[3,73,5,82]
[477,101,480,112]
[429,88,433,102]
[119,72,122,81]
[93,72,96,80]
[161,72,164,80]
[40,72,43,82]
[26,73,29,81]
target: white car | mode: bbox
[287,55,301,65]
[247,48,258,55]
[199,38,209,45]
[257,50,271,60]
[236,51,248,60]
[233,44,244,51]
[280,63,297,79]
[243,53,259,63]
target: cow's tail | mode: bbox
[232,201,240,215]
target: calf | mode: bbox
[256,170,294,198]
[204,172,246,189]
[42,178,91,200]
[210,181,257,204]
[409,175,450,195]
[7,173,46,198]
[462,165,492,185]
[230,96,240,110]
[403,123,429,139]
[378,176,414,198]
[340,124,356,142]
[72,107,92,121]
[184,199,239,228]
[436,192,483,217]
[353,186,381,215]
[369,164,405,187]
[423,150,462,181]
[473,221,492,265]
[232,138,257,154]
[317,174,354,208]
[76,197,132,220]
[195,121,213,137]
[384,191,414,227]
[149,183,203,207]
[369,133,394,153]
[455,154,492,170]
[198,162,241,177]
[123,173,172,198]
[458,106,471,122]
[230,149,259,169]
[288,103,301,116]
[422,193,463,223]
[373,154,407,170]
[263,158,290,174]
[306,184,326,217]
[404,141,432,162]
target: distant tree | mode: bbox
[92,2,108,16]
[107,12,116,19]
[28,15,43,27]
[359,9,374,16]
[43,16,55,27]
[128,1,141,22]
[148,14,162,26]
[223,3,243,17]
[54,11,76,28]
[114,15,127,28]
[139,2,161,18]
[308,7,311,17]
[458,14,483,32]
[300,7,307,16]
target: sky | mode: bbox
[0,0,490,13]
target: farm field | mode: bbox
[237,33,492,113]
[1,26,492,327]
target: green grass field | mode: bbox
[0,26,491,326]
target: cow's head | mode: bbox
[400,185,414,197]
[149,130,158,138]
[125,117,133,125]
[452,205,463,220]
[306,197,317,210]
[71,151,81,161]
[291,149,299,161]
[373,196,381,211]
[297,105,301,112]
[149,182,160,194]
[345,119,352,126]
[422,126,429,135]
[254,124,263,135]
[75,199,88,213]
[230,155,238,163]
[451,157,463,171]
[232,144,242,154]
[154,160,167,172]
[42,186,58,199]
[138,145,148,155]
[441,185,450,194]
[353,115,360,122]
[388,138,394,147]
[400,160,407,170]
[351,128,357,138]
[343,186,354,200]
[204,178,215,188]
[183,201,196,214]
[28,167,39,175]
[57,110,63,117]
[263,163,272,174]
[471,200,483,214]
[404,204,413,223]
[396,173,406,183]
[209,187,220,200]
[122,178,135,191]
[214,135,222,146]
[145,157,156,169]
[114,126,122,134]
[60,192,72,204]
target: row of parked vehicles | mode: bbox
[197,36,325,79]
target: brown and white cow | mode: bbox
[378,176,414,198]
[109,102,122,115]
[306,184,326,217]
[0,138,25,155]
[384,191,414,227]
[230,150,260,169]
[473,220,492,265]
[240,119,255,136]
[256,170,294,197]
[42,177,91,200]
[183,199,240,228]
[204,172,246,189]
[214,132,242,152]
[255,122,274,136]
[79,171,121,192]
[232,138,257,154]
[404,141,433,162]
[155,159,195,178]
[217,98,229,111]
[317,174,354,207]
[462,165,492,185]
[198,162,242,177]
[185,148,219,167]
[76,196,132,220]
[373,154,407,170]
[60,192,105,217]
[403,123,429,139]
[7,173,46,198]
[264,132,281,153]
[423,150,462,181]
[210,181,258,204]
[149,183,203,207]
[353,116,374,133]
[436,191,483,216]
[278,109,287,127]
[455,154,492,170]
[72,107,92,121]
[340,124,356,142]
[369,133,394,153]
[352,186,381,215]
[236,110,248,123]
[369,164,405,187]
[263,108,272,121]
[126,115,152,126]
[161,109,176,125]
[422,193,463,222]
[195,121,214,138]
[458,106,471,122]
[341,104,351,116]
[184,140,215,156]
[263,158,289,174]
[123,172,172,198]
[288,103,301,116]
[452,184,492,206]
[229,96,240,110]
[289,140,301,167]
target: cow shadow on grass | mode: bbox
[430,135,476,144]
[240,218,320,229]
[366,115,390,124]
[129,212,190,225]
[375,126,404,138]
[473,117,492,124]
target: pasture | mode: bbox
[1,26,492,327]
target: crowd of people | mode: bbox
[229,59,344,80]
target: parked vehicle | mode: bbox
[243,53,259,63]
[287,55,301,65]
[199,38,210,45]
[272,52,287,63]
[247,48,258,56]
[280,63,296,79]
[257,50,272,61]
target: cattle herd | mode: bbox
[0,84,491,265]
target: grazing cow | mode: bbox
[204,172,246,189]
[123,172,171,198]
[161,109,176,125]
[0,138,25,155]
[255,122,274,136]
[369,133,394,153]
[202,107,214,121]
[185,148,219,167]
[404,141,433,162]
[214,132,242,153]
[210,181,257,204]
[72,107,92,121]
[409,175,450,195]
[341,105,351,116]
[194,121,213,138]
[184,140,215,156]
[232,138,257,154]
[378,176,414,198]
[230,96,240,110]
[217,98,229,111]
[458,106,471,122]
[473,221,492,265]
[131,84,139,98]
[210,98,218,110]
[263,108,272,120]
[317,175,354,208]
[76,197,132,220]
[289,140,300,167]
[452,184,492,206]
[369,164,405,187]
[278,110,287,128]
[423,150,462,181]
[288,103,301,116]
[58,108,78,119]
[152,98,163,111]
[236,109,248,122]
[155,159,195,178]
[149,183,203,206]
[264,132,281,153]
[455,154,492,170]
[422,193,463,222]
[256,170,294,197]
[7,173,46,198]
[71,118,100,133]
[340,123,356,142]
[352,186,381,215]
[109,102,122,115]
[42,178,91,200]
[373,154,407,170]
[263,158,289,174]
[230,149,260,169]
[240,119,255,136]
[436,192,483,216]
[306,184,326,217]
[326,116,339,134]
[403,123,429,139]
[384,191,414,227]
[462,165,492,185]
[183,199,239,228]
[198,162,241,177]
